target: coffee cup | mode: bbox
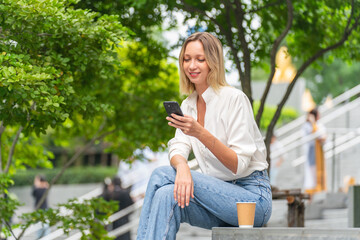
[236,202,256,228]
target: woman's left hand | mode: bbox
[166,114,203,138]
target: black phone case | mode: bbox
[163,101,184,117]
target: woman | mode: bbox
[303,108,327,194]
[136,32,271,240]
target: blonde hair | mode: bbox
[179,32,228,95]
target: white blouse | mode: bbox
[168,86,268,181]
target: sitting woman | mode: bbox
[136,32,272,240]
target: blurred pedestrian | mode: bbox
[100,177,112,201]
[32,175,50,239]
[108,177,134,240]
[302,108,327,195]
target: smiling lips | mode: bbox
[189,72,200,77]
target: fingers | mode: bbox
[191,183,194,199]
[177,185,183,207]
[174,183,177,202]
[172,113,186,121]
[176,184,186,208]
[181,185,186,207]
[166,114,186,125]
[166,114,196,134]
[166,115,189,132]
[185,184,191,207]
[173,164,195,208]
[173,181,194,208]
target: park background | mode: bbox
[1,0,360,239]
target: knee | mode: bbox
[153,184,175,203]
[156,184,174,196]
[146,166,175,188]
[153,165,174,174]
[150,166,175,180]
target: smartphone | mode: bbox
[163,101,184,117]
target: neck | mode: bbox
[195,84,209,98]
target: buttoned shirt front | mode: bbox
[168,86,268,181]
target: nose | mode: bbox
[189,60,197,70]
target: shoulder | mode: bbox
[219,86,241,94]
[219,86,246,99]
[181,91,197,108]
[218,86,250,108]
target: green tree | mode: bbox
[0,0,180,238]
[302,59,360,104]
[0,0,127,237]
[46,41,181,161]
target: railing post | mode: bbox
[331,132,336,192]
[287,195,305,227]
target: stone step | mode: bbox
[305,217,348,228]
[178,223,212,239]
[212,227,360,240]
[322,208,348,219]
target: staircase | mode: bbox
[273,84,360,192]
[267,84,360,230]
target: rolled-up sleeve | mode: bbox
[168,128,192,161]
[225,93,257,176]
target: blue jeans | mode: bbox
[36,222,50,239]
[136,166,272,240]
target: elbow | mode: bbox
[233,154,251,175]
[230,155,238,174]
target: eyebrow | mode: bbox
[184,54,205,57]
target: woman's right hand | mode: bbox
[174,163,194,208]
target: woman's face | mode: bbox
[183,40,210,89]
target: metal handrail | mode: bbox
[8,223,43,240]
[272,127,360,160]
[38,188,146,240]
[34,188,106,240]
[275,84,360,137]
[291,134,360,167]
[271,128,324,159]
[325,135,360,159]
[323,129,360,152]
[108,218,140,238]
[275,97,360,153]
[108,199,144,223]
[64,199,144,240]
[8,188,105,240]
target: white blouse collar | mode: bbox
[187,86,217,110]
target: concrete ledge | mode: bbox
[212,227,360,240]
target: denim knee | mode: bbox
[151,166,172,178]
[153,184,175,202]
[149,166,174,184]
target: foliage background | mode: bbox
[11,167,117,186]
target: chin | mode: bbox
[189,78,205,85]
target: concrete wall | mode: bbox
[233,78,306,113]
